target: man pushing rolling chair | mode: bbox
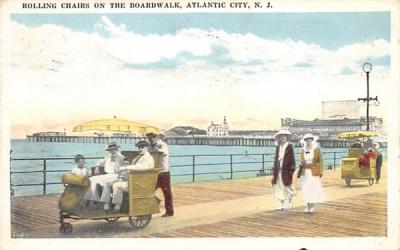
[147,132,174,217]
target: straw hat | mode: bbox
[302,133,319,141]
[300,133,319,145]
[105,142,120,151]
[274,130,292,139]
[146,132,158,139]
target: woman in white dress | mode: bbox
[298,134,325,213]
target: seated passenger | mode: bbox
[367,148,377,159]
[108,141,154,212]
[84,142,126,208]
[351,140,362,148]
[358,155,369,168]
[358,149,377,169]
[71,154,89,176]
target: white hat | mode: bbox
[274,130,292,139]
[300,133,319,146]
[302,133,318,141]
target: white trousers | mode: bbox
[112,181,128,205]
[85,173,118,201]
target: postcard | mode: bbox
[0,0,399,249]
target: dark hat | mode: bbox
[135,140,149,147]
[105,142,120,151]
[146,132,158,138]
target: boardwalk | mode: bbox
[11,166,386,238]
[149,191,386,237]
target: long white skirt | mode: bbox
[300,169,326,204]
[84,173,118,201]
[273,172,296,201]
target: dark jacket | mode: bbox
[272,143,296,186]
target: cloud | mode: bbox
[6,16,391,138]
[9,16,390,74]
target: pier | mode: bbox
[27,135,146,144]
[10,165,386,238]
[165,136,354,148]
[26,134,355,148]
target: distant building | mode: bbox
[111,132,133,137]
[281,117,383,139]
[281,100,383,139]
[229,130,278,138]
[32,131,66,137]
[321,100,365,119]
[207,116,229,136]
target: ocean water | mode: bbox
[10,140,386,197]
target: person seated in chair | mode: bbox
[108,141,154,212]
[71,154,90,177]
[358,148,377,169]
[84,142,126,209]
[351,140,363,148]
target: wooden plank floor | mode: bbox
[148,191,387,237]
[10,169,385,237]
[11,176,276,235]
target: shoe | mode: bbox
[304,208,309,213]
[309,206,315,213]
[376,180,379,184]
[103,203,110,211]
[161,213,174,217]
[113,204,121,212]
[275,207,284,211]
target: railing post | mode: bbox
[230,155,233,179]
[333,152,336,171]
[192,155,195,182]
[43,159,47,195]
[262,154,265,172]
[10,154,14,198]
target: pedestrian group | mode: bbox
[272,130,326,213]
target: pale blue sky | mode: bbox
[11,12,390,50]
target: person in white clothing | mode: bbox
[298,134,326,213]
[271,130,296,211]
[110,141,154,212]
[84,142,126,209]
[71,154,89,177]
